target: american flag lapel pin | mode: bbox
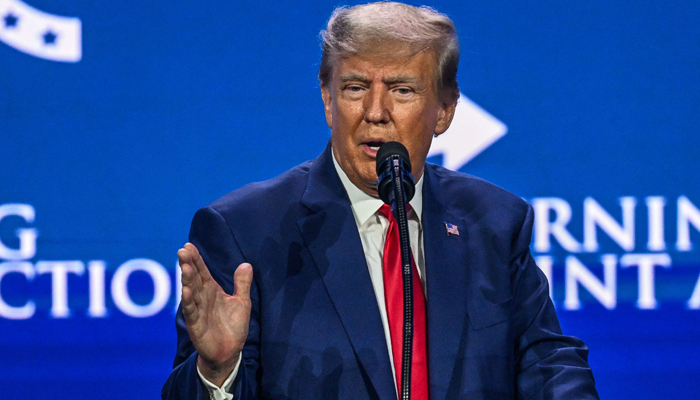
[444,222,460,236]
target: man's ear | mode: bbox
[320,83,333,128]
[434,99,457,136]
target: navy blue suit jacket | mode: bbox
[162,144,598,399]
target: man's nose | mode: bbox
[364,86,391,124]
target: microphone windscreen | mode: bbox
[375,142,411,175]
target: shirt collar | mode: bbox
[332,149,424,228]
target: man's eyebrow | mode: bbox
[339,73,370,83]
[338,73,422,85]
[383,75,421,85]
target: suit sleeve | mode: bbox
[161,206,261,400]
[511,204,600,400]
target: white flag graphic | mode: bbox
[0,0,81,62]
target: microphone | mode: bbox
[375,142,415,206]
[375,141,415,400]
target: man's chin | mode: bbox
[357,177,380,197]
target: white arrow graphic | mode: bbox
[0,0,81,62]
[428,93,508,171]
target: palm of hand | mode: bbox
[188,275,251,367]
[178,243,253,379]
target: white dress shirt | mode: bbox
[199,153,426,399]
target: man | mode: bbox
[162,3,599,399]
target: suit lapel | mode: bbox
[297,144,396,400]
[422,166,473,398]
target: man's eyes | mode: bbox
[342,84,365,92]
[341,85,415,96]
[342,85,368,100]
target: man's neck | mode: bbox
[331,149,424,228]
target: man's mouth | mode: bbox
[363,141,386,152]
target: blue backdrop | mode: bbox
[1,1,699,399]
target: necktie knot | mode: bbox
[377,203,412,222]
[378,203,392,220]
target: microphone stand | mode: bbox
[387,155,414,400]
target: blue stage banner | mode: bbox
[1,1,698,398]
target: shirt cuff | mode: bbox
[196,353,242,400]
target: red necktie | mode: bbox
[378,204,429,400]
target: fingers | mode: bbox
[233,263,254,299]
[180,244,252,302]
[178,243,210,288]
[178,246,208,316]
[180,285,199,322]
[179,252,203,291]
[177,245,191,266]
[184,243,213,281]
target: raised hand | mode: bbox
[178,242,253,387]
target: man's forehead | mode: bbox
[333,51,436,82]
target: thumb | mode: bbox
[233,263,253,299]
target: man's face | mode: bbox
[321,49,457,197]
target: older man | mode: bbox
[162,3,599,400]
